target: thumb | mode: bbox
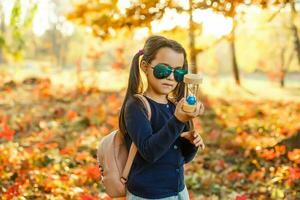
[180,131,189,137]
[180,130,195,137]
[176,98,185,111]
[177,98,185,105]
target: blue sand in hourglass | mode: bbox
[186,95,196,105]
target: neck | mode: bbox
[144,89,168,104]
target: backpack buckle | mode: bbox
[120,177,127,184]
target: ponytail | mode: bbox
[119,51,143,135]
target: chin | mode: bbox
[160,88,175,95]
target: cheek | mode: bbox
[147,75,165,91]
[147,73,159,86]
[147,71,155,82]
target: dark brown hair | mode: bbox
[119,35,192,135]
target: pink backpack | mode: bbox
[97,94,151,198]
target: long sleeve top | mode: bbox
[124,95,198,199]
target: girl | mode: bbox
[118,35,205,200]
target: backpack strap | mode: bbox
[134,94,152,120]
[121,94,151,184]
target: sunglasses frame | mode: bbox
[147,63,187,82]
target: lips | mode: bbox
[162,83,174,87]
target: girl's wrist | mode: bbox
[174,114,185,123]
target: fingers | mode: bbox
[176,99,205,122]
[181,131,205,150]
[195,141,205,150]
[193,102,205,117]
[193,134,205,150]
[192,102,200,115]
[174,98,186,122]
[193,135,201,144]
[185,102,204,118]
[199,102,205,115]
[177,98,185,107]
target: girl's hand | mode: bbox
[180,130,205,150]
[174,98,205,123]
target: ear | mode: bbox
[140,60,148,74]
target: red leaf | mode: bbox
[3,182,21,199]
[288,167,300,181]
[0,121,16,141]
[80,194,99,200]
[236,194,247,200]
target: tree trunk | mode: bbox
[290,0,300,66]
[52,26,61,68]
[189,0,197,74]
[230,17,240,86]
[279,49,285,88]
[280,76,285,87]
[61,37,69,67]
[279,41,294,88]
[0,7,5,64]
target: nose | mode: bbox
[166,71,175,81]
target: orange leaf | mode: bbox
[106,116,118,129]
[86,165,101,181]
[60,147,74,155]
[45,143,58,149]
[227,171,245,181]
[248,170,265,182]
[275,145,286,156]
[99,125,110,136]
[259,149,276,160]
[107,94,117,103]
[288,149,300,164]
[60,175,69,182]
[36,142,46,149]
[66,110,78,121]
[75,152,89,161]
[44,179,55,193]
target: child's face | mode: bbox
[144,47,184,96]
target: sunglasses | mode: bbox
[148,63,188,82]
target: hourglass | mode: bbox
[182,74,203,113]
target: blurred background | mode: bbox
[0,0,299,200]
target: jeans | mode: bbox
[126,186,190,200]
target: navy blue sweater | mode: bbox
[124,95,198,199]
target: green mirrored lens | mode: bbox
[153,64,172,79]
[174,68,187,82]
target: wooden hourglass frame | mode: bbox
[182,74,203,113]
